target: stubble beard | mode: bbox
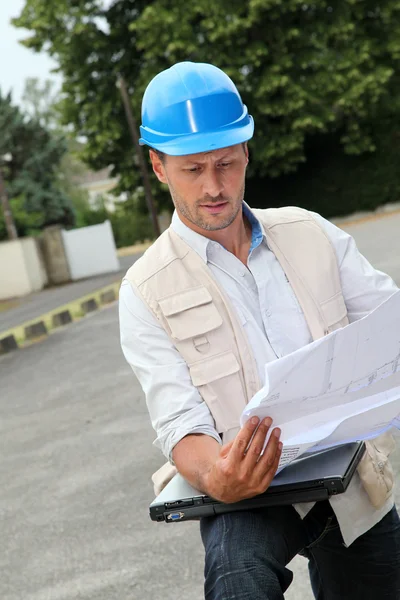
[169,182,246,232]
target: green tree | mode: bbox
[21,77,59,128]
[13,0,150,205]
[0,89,75,239]
[21,78,98,223]
[13,0,400,186]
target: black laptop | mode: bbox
[150,441,365,523]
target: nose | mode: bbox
[202,168,224,199]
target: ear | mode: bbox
[243,142,249,165]
[149,150,168,184]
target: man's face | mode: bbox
[150,144,249,232]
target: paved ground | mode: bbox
[1,302,399,600]
[0,255,139,333]
[340,212,400,285]
[1,306,205,600]
[1,213,400,599]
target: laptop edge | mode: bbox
[150,441,366,523]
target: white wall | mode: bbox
[61,220,119,281]
[0,237,46,300]
[21,237,48,291]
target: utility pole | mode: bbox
[116,76,161,238]
[0,163,18,240]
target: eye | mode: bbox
[184,166,200,173]
[219,162,231,168]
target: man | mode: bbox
[119,62,400,599]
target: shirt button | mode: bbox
[240,272,246,277]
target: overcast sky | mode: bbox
[0,0,61,105]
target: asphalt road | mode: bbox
[341,212,400,285]
[1,306,205,600]
[2,214,400,600]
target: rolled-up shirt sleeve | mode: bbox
[119,279,221,461]
[312,213,399,321]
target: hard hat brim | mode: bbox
[140,116,254,156]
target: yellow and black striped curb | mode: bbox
[0,281,121,355]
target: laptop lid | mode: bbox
[150,442,365,523]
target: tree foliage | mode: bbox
[248,110,400,218]
[13,0,400,188]
[21,77,61,129]
[0,90,74,238]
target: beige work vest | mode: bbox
[125,206,395,509]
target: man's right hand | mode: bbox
[204,417,282,503]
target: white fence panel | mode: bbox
[21,237,48,291]
[61,221,119,281]
[0,237,47,300]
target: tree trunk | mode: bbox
[117,76,161,238]
[0,169,18,240]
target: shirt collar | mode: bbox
[171,202,265,263]
[243,203,264,253]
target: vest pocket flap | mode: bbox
[320,292,347,327]
[190,352,240,386]
[159,286,212,316]
[159,287,222,340]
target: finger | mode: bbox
[228,416,262,462]
[260,441,283,490]
[256,427,281,473]
[219,439,235,458]
[242,417,273,468]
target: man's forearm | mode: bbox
[171,419,282,504]
[172,433,221,495]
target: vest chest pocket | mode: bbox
[189,351,245,434]
[159,286,222,341]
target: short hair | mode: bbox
[151,148,166,163]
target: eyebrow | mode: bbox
[182,152,235,165]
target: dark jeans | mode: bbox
[200,501,400,599]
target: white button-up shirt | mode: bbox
[119,204,398,546]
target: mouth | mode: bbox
[200,201,228,215]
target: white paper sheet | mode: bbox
[240,290,400,469]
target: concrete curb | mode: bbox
[0,281,121,353]
[81,298,98,314]
[100,289,117,304]
[52,310,73,328]
[0,334,18,354]
[25,321,48,340]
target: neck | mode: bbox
[178,207,252,265]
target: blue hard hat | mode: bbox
[139,62,254,156]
